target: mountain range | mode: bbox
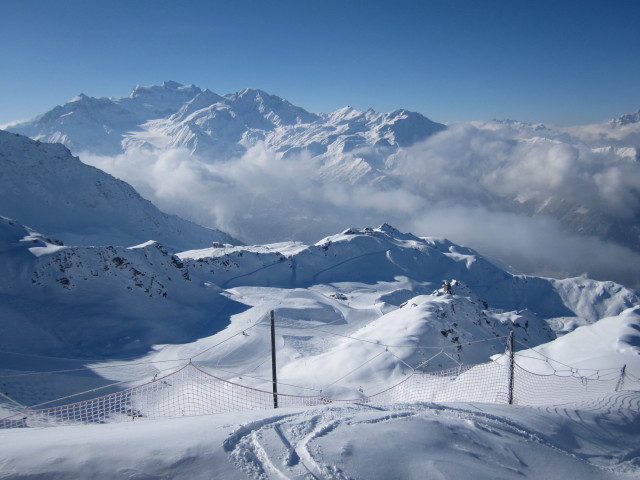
[8,80,446,181]
[6,82,640,291]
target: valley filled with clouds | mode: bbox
[79,115,640,288]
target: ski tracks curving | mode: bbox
[223,396,640,479]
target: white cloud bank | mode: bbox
[80,124,640,288]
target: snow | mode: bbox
[0,130,237,251]
[1,396,639,479]
[1,219,637,377]
[6,80,444,175]
[1,218,638,428]
[0,260,637,479]
[515,306,640,374]
[2,104,640,477]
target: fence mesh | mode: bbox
[0,363,326,428]
[1,359,636,429]
[368,362,510,405]
[511,364,623,406]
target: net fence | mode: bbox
[0,363,326,428]
[366,362,510,405]
[1,359,637,429]
[511,364,624,406]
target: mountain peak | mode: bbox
[171,88,226,121]
[223,87,320,127]
[610,109,640,127]
[232,87,290,100]
[68,93,91,103]
[162,80,185,90]
[129,81,202,100]
[328,106,364,122]
[238,87,268,97]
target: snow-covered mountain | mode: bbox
[2,217,639,477]
[7,81,445,180]
[8,81,203,155]
[2,220,637,381]
[560,108,640,149]
[0,215,249,358]
[6,82,640,291]
[0,130,237,251]
[610,109,640,128]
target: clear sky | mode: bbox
[1,0,639,127]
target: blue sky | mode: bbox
[1,0,639,126]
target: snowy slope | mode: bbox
[515,305,640,373]
[179,224,637,320]
[0,215,250,364]
[2,221,637,406]
[0,130,237,250]
[167,225,639,394]
[1,395,639,479]
[1,221,640,478]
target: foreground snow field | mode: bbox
[1,393,639,479]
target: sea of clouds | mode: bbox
[81,123,640,288]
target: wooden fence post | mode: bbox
[507,330,515,405]
[270,310,278,409]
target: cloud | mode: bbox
[408,205,640,288]
[391,123,640,219]
[0,120,25,130]
[79,125,640,288]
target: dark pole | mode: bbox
[270,310,278,409]
[507,330,515,405]
[616,364,627,392]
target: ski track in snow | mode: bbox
[221,395,640,479]
[310,246,398,284]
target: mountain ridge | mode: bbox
[0,130,238,251]
[1,218,637,381]
[5,82,640,288]
[7,81,446,165]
